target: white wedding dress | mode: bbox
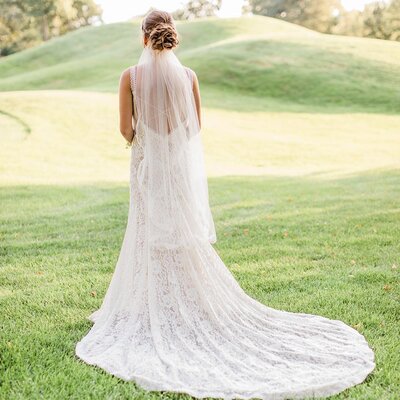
[75,46,375,399]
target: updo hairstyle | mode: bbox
[142,10,179,51]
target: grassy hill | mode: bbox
[0,16,399,183]
[1,16,400,113]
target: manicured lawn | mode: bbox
[1,172,399,399]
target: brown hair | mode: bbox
[142,10,179,51]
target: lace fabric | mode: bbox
[75,45,375,399]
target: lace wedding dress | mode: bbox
[75,46,375,399]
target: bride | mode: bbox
[75,10,375,399]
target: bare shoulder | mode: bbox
[120,67,132,85]
[119,66,138,93]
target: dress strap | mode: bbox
[129,66,138,123]
[185,67,194,87]
[129,65,137,96]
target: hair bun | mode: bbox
[149,22,179,51]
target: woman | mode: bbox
[75,10,375,399]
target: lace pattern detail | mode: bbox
[76,141,375,398]
[129,65,137,97]
[185,67,194,87]
[75,52,375,400]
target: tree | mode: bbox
[363,0,400,40]
[172,0,222,20]
[331,9,365,37]
[386,0,400,40]
[23,0,57,41]
[0,1,40,55]
[248,0,342,33]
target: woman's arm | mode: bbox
[118,68,135,143]
[192,71,202,129]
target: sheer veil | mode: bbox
[133,45,216,249]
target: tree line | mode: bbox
[173,0,400,41]
[243,0,400,41]
[0,0,102,56]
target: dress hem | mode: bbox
[75,342,375,400]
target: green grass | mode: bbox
[1,173,399,399]
[0,91,399,184]
[1,14,399,399]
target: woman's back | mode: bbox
[130,60,195,135]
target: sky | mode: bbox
[96,0,380,24]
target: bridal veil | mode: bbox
[133,45,216,249]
